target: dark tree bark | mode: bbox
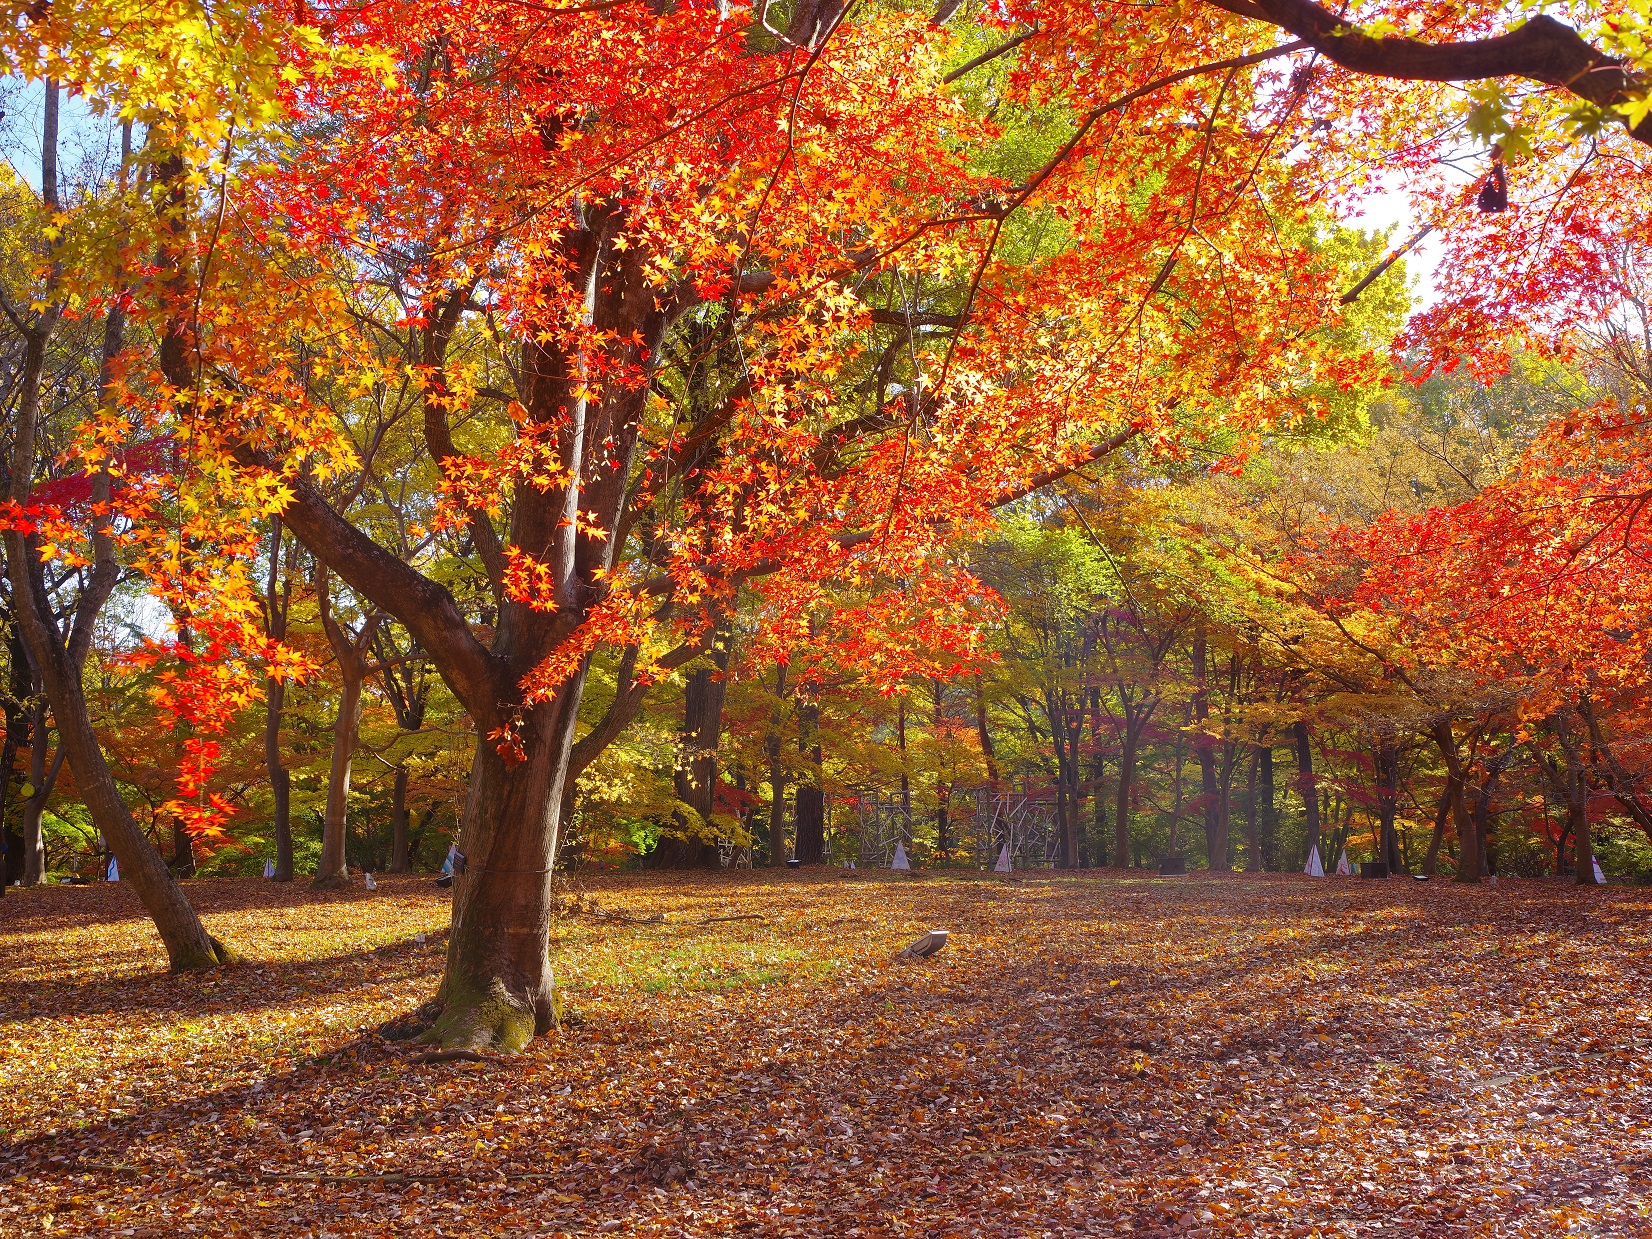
[20,691,64,885]
[1257,745,1277,869]
[766,661,790,866]
[1422,785,1451,876]
[1202,2,1652,146]
[1431,720,1482,882]
[1377,741,1403,874]
[1192,631,1225,871]
[974,674,1001,796]
[1242,748,1261,872]
[1294,720,1320,867]
[658,645,729,869]
[262,517,295,880]
[794,695,824,864]
[1549,712,1598,885]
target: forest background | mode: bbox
[0,0,1650,914]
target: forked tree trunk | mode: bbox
[314,564,381,890]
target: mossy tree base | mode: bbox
[170,934,238,972]
[419,979,541,1054]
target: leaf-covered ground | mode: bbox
[2,872,1649,1238]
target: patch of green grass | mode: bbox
[564,934,838,994]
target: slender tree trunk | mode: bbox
[1193,631,1226,870]
[794,697,825,863]
[767,662,790,866]
[1257,745,1277,869]
[1433,721,1481,883]
[1243,748,1261,871]
[974,674,1001,796]
[1294,721,1320,867]
[1113,736,1136,868]
[391,765,412,873]
[1422,785,1450,875]
[897,695,911,848]
[316,668,364,887]
[20,694,50,885]
[314,563,380,890]
[1377,741,1403,874]
[1166,724,1187,857]
[264,518,294,880]
[1551,713,1598,885]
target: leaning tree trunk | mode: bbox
[8,531,231,969]
[0,96,227,966]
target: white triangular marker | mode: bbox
[1593,857,1606,884]
[1304,845,1325,878]
[263,859,275,879]
[891,843,910,871]
[995,844,1012,874]
[364,872,377,891]
[1335,848,1352,876]
[107,856,119,882]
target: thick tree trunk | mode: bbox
[794,690,824,865]
[429,680,585,1052]
[1294,721,1320,867]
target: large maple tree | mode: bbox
[4,0,1648,1043]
